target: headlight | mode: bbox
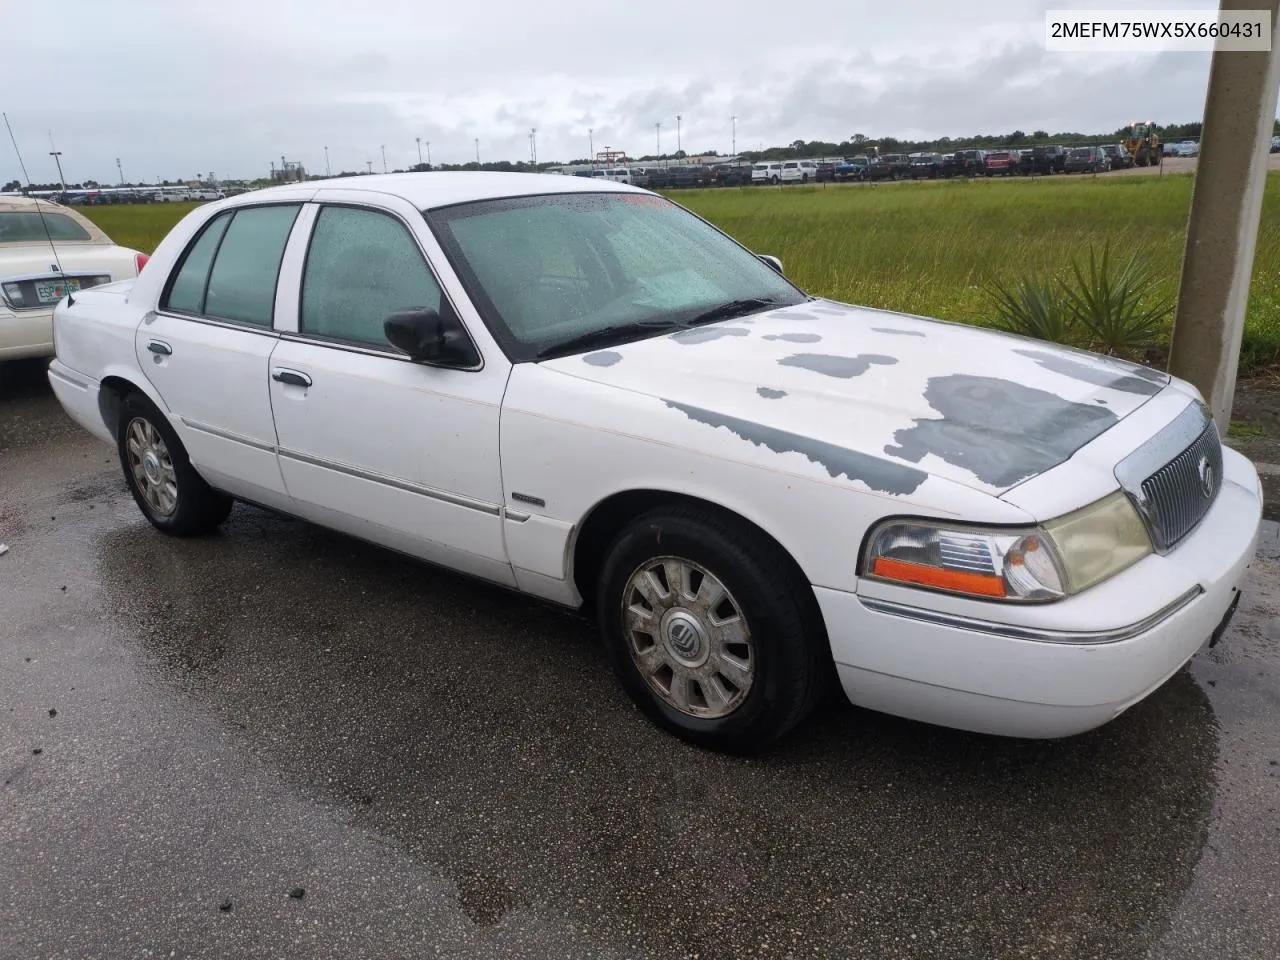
[1042,491,1151,592]
[864,521,1066,602]
[863,493,1152,603]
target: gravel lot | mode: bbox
[2,358,1278,959]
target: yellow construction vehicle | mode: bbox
[1121,121,1162,167]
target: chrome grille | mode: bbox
[1115,402,1222,554]
[1139,421,1222,550]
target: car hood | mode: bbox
[539,298,1170,495]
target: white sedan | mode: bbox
[1,195,146,361]
[47,173,1261,751]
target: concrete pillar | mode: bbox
[1168,0,1280,430]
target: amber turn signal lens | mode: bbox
[872,557,1007,598]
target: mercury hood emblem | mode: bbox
[1197,455,1214,498]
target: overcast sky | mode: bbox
[0,0,1226,184]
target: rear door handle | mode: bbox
[271,368,312,388]
[147,339,172,356]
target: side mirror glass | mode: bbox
[384,308,479,368]
[757,254,784,275]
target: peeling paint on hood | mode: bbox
[541,299,1168,494]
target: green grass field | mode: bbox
[72,173,1280,372]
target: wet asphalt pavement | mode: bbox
[2,357,1279,960]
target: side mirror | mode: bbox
[757,254,784,275]
[384,308,480,368]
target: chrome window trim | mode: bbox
[859,585,1203,645]
[151,310,281,337]
[277,447,501,516]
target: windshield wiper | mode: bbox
[682,297,783,326]
[534,318,688,359]
[533,298,788,360]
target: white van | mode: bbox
[751,162,781,185]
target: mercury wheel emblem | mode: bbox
[1197,455,1214,498]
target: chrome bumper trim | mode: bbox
[858,585,1204,645]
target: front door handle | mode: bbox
[271,367,312,388]
[147,339,172,356]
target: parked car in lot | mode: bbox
[1019,145,1067,176]
[863,154,909,180]
[835,156,870,181]
[47,172,1261,751]
[779,160,820,184]
[1171,140,1200,157]
[983,151,1018,176]
[943,150,986,177]
[1064,146,1111,173]
[710,163,752,187]
[1102,144,1134,169]
[815,160,837,183]
[752,162,782,185]
[908,153,944,179]
[1,196,147,361]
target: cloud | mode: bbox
[0,0,1221,184]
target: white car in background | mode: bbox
[752,162,781,185]
[779,160,820,183]
[46,173,1260,751]
[1,196,147,361]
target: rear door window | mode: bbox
[163,204,300,326]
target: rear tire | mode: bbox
[117,393,233,536]
[596,505,830,752]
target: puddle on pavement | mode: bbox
[94,505,1220,959]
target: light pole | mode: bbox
[366,160,373,174]
[416,137,422,166]
[115,157,124,187]
[324,145,330,176]
[589,128,594,162]
[676,115,682,153]
[731,115,737,157]
[530,127,537,167]
[381,144,387,173]
[475,138,480,164]
[655,122,661,155]
[49,150,66,192]
[426,141,431,167]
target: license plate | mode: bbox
[35,278,81,305]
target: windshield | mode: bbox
[0,211,93,243]
[426,192,806,361]
[1069,148,1091,158]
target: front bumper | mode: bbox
[817,446,1262,738]
[0,306,54,360]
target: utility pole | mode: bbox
[676,115,682,153]
[655,121,661,155]
[1168,0,1280,429]
[731,115,737,157]
[416,137,422,166]
[324,145,330,176]
[381,144,387,173]
[115,157,124,186]
[49,150,66,192]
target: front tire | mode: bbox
[597,506,829,752]
[117,393,232,536]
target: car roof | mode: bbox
[241,171,642,210]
